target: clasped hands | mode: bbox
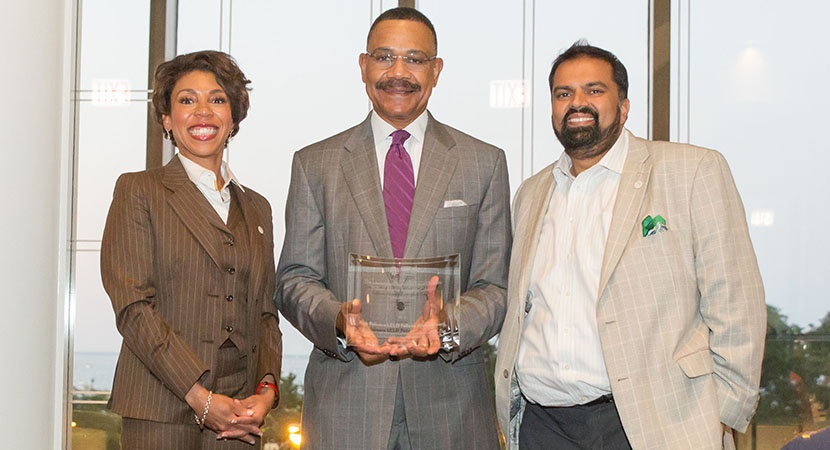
[338,275,445,365]
[185,382,275,445]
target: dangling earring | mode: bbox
[163,129,172,140]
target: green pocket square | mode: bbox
[642,214,667,237]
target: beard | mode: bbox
[554,106,623,161]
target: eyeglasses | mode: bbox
[364,50,437,69]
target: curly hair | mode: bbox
[151,50,251,146]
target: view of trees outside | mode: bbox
[747,307,830,446]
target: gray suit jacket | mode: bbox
[101,155,282,423]
[277,113,511,449]
[494,131,766,449]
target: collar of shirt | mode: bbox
[178,153,243,224]
[178,153,244,195]
[552,129,629,181]
[371,109,429,186]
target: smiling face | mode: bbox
[551,56,630,165]
[162,70,234,172]
[359,19,443,129]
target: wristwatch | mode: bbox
[437,322,459,352]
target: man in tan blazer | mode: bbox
[494,42,766,449]
[276,7,510,450]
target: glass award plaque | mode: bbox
[346,254,461,344]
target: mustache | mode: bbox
[376,78,421,92]
[564,106,599,124]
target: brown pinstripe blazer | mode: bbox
[101,155,282,423]
[495,131,766,449]
[276,113,511,449]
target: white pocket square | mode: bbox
[443,199,467,208]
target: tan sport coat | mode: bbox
[494,131,766,449]
[101,155,282,423]
[276,113,511,449]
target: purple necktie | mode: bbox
[383,129,414,259]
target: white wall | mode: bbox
[0,0,72,448]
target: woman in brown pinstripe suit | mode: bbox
[101,51,282,449]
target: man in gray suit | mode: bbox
[276,7,510,450]
[494,42,766,449]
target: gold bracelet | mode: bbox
[193,390,213,430]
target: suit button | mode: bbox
[225,325,234,332]
[503,369,509,378]
[228,267,236,274]
[396,301,405,311]
[226,295,234,302]
[252,345,257,353]
[227,237,234,246]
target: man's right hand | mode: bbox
[338,299,390,365]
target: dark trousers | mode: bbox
[519,400,633,450]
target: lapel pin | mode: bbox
[257,225,264,234]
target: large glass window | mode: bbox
[679,1,830,448]
[67,1,829,449]
[70,1,378,447]
[70,0,150,447]
[420,0,649,189]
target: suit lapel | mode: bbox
[340,115,394,257]
[598,132,652,301]
[230,182,264,286]
[230,181,258,252]
[516,170,556,299]
[405,115,458,258]
[163,155,228,270]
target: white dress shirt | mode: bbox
[178,153,244,224]
[371,110,428,187]
[516,131,628,407]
